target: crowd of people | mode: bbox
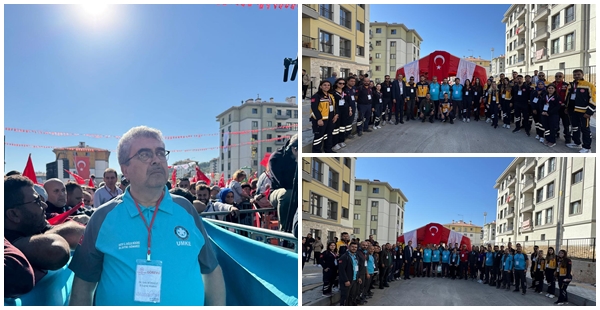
[309,69,595,153]
[5,126,299,305]
[303,233,574,306]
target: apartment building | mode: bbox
[369,22,423,83]
[494,157,596,245]
[464,56,491,77]
[216,97,298,179]
[482,221,497,246]
[490,55,506,79]
[353,179,408,245]
[302,4,370,89]
[503,4,596,81]
[443,220,484,246]
[302,157,356,243]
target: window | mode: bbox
[372,187,379,194]
[320,66,333,82]
[228,114,231,122]
[535,211,543,226]
[319,4,333,20]
[375,66,381,71]
[328,169,339,190]
[565,5,574,24]
[252,121,258,128]
[266,108,272,114]
[252,134,258,141]
[339,8,351,29]
[565,33,574,51]
[572,169,583,183]
[375,53,381,59]
[370,229,377,235]
[569,200,582,215]
[355,199,361,205]
[375,28,382,33]
[319,31,333,54]
[452,227,455,231]
[339,38,351,58]
[356,45,364,57]
[355,185,362,191]
[266,134,272,139]
[546,207,553,224]
[551,14,560,30]
[327,200,338,220]
[252,108,258,114]
[371,201,379,208]
[353,228,360,234]
[221,118,224,125]
[227,162,231,170]
[356,21,364,32]
[548,158,556,173]
[371,215,378,221]
[344,158,351,168]
[375,40,381,46]
[547,182,555,199]
[267,121,272,127]
[312,159,323,182]
[390,41,396,47]
[536,188,544,203]
[354,214,361,220]
[266,147,272,152]
[551,38,560,54]
[342,207,349,219]
[228,150,231,158]
[221,164,224,171]
[537,165,545,179]
[391,29,396,35]
[390,54,396,59]
[470,234,473,237]
[310,192,322,216]
[390,66,395,73]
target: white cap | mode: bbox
[33,184,48,201]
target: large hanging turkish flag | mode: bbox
[74,156,90,179]
[397,222,472,251]
[396,50,487,84]
[428,51,453,81]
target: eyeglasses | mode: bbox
[14,195,43,208]
[125,148,170,164]
[338,82,345,85]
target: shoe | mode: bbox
[494,125,498,129]
[566,143,582,149]
[549,294,555,298]
[554,301,560,305]
[395,121,399,125]
[348,134,355,139]
[340,142,347,148]
[373,126,378,130]
[580,148,591,153]
[564,139,572,144]
[535,135,540,140]
[540,292,545,295]
[475,118,479,121]
[513,289,519,292]
[388,121,393,125]
[512,128,521,133]
[467,118,470,123]
[322,293,332,297]
[422,119,426,123]
[463,118,466,122]
[450,120,454,124]
[486,118,491,123]
[546,293,550,297]
[540,138,545,143]
[522,292,526,295]
[357,132,363,136]
[332,144,341,151]
[384,284,390,287]
[526,132,531,137]
[430,119,434,123]
[442,119,446,122]
[547,143,556,147]
[557,302,566,306]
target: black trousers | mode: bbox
[514,269,526,292]
[514,105,531,132]
[534,270,545,292]
[558,105,571,142]
[340,280,359,306]
[570,111,593,149]
[406,97,416,119]
[404,260,411,279]
[335,106,350,145]
[469,263,478,279]
[460,262,468,279]
[322,268,336,294]
[423,262,431,277]
[484,265,492,283]
[442,263,449,277]
[433,100,440,119]
[542,114,559,143]
[311,119,333,153]
[450,264,458,278]
[393,98,404,122]
[533,111,544,138]
[557,277,570,302]
[502,271,511,288]
[501,100,511,125]
[379,266,389,288]
[546,269,556,295]
[432,262,439,277]
[373,103,382,126]
[357,104,371,133]
[382,98,392,121]
[494,267,502,287]
[490,103,499,127]
[413,260,422,276]
[313,251,321,265]
[473,96,482,119]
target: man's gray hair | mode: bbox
[117,126,164,165]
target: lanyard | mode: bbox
[133,191,165,261]
[105,186,118,198]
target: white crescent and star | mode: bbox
[429,226,439,236]
[77,160,86,172]
[434,55,445,70]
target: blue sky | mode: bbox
[370,4,511,60]
[4,4,297,174]
[355,157,515,232]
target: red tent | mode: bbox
[396,50,488,84]
[397,222,472,251]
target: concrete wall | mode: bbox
[571,259,596,284]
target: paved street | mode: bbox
[302,99,596,153]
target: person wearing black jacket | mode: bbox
[391,75,406,124]
[529,245,539,289]
[372,84,384,129]
[531,81,548,143]
[493,245,504,288]
[378,244,391,289]
[321,242,338,296]
[511,75,532,136]
[356,78,373,136]
[472,78,484,121]
[555,249,573,305]
[403,240,413,280]
[268,134,298,235]
[412,244,423,277]
[331,78,352,151]
[338,242,362,306]
[462,79,474,122]
[343,77,358,140]
[381,75,394,125]
[540,84,561,147]
[468,246,479,281]
[394,243,404,280]
[405,77,418,121]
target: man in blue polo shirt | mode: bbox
[69,126,225,306]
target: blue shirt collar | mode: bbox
[123,185,174,218]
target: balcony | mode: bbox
[532,5,549,22]
[523,158,536,173]
[515,40,526,51]
[515,57,525,64]
[275,113,291,120]
[522,177,535,192]
[505,208,515,219]
[275,125,294,132]
[302,159,311,181]
[532,26,549,43]
[521,198,534,213]
[507,177,516,188]
[516,6,526,20]
[302,4,319,20]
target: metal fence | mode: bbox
[513,238,596,262]
[495,65,596,85]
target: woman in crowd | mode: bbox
[545,247,557,298]
[484,79,494,122]
[372,83,383,130]
[477,246,486,283]
[533,249,546,294]
[310,80,337,153]
[500,77,513,129]
[320,242,338,296]
[530,80,548,142]
[228,170,251,205]
[331,78,351,151]
[313,237,324,266]
[449,248,460,280]
[555,249,573,305]
[302,237,308,270]
[501,248,513,290]
[485,82,501,129]
[462,79,473,122]
[540,84,560,148]
[472,78,484,121]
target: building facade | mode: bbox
[302,4,370,92]
[482,221,497,246]
[490,55,506,79]
[443,220,484,246]
[464,56,491,77]
[52,142,110,184]
[369,22,423,83]
[503,4,596,82]
[302,157,356,243]
[353,179,408,245]
[216,97,298,179]
[494,157,596,246]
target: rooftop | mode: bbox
[443,220,482,228]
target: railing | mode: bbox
[319,5,333,20]
[275,113,290,119]
[533,25,549,39]
[340,47,351,58]
[534,5,549,18]
[319,41,333,54]
[517,238,596,262]
[302,35,316,49]
[527,66,596,85]
[522,198,534,211]
[339,17,351,29]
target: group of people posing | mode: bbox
[309,69,595,153]
[309,232,574,306]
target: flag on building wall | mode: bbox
[74,156,90,179]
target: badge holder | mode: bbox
[135,259,163,303]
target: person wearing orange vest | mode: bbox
[544,247,558,298]
[310,80,337,153]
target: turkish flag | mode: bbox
[48,202,84,225]
[218,173,225,187]
[260,153,271,167]
[171,168,177,186]
[74,156,90,179]
[428,51,452,81]
[23,154,39,185]
[65,169,86,185]
[195,166,211,185]
[398,222,472,250]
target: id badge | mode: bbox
[417,253,420,257]
[518,90,522,96]
[432,89,436,92]
[329,105,334,112]
[352,96,356,101]
[135,259,162,303]
[354,265,359,272]
[570,93,576,100]
[411,89,414,93]
[455,91,459,94]
[533,97,539,103]
[364,261,368,267]
[515,261,519,266]
[544,104,549,111]
[474,92,478,96]
[502,94,506,99]
[465,91,469,95]
[400,255,402,259]
[492,96,496,101]
[387,87,391,92]
[379,98,382,103]
[339,99,345,106]
[461,254,464,257]
[334,259,338,266]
